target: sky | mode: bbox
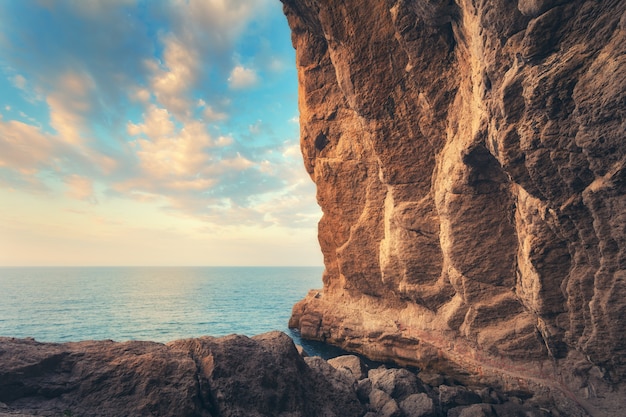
[0,0,323,266]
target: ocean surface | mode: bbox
[0,266,344,357]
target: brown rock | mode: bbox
[449,404,496,417]
[0,332,364,417]
[399,393,435,417]
[491,402,551,417]
[283,0,626,415]
[327,354,366,380]
[0,338,203,417]
[369,367,423,400]
[369,388,395,412]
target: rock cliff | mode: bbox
[283,1,626,415]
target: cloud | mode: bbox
[198,100,228,122]
[129,87,151,103]
[228,65,259,89]
[123,105,249,196]
[38,71,118,175]
[0,118,54,174]
[127,105,175,139]
[11,74,26,90]
[149,35,199,118]
[167,0,271,55]
[0,0,317,234]
[139,0,271,119]
[65,174,97,203]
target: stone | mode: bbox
[399,393,435,417]
[327,354,366,380]
[357,378,374,403]
[378,399,402,417]
[476,387,504,405]
[491,402,551,417]
[369,367,423,400]
[448,404,496,417]
[304,355,358,395]
[283,0,626,415]
[369,388,394,412]
[439,385,482,410]
[0,332,364,417]
[418,372,445,388]
[0,338,204,417]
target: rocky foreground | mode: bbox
[0,332,589,417]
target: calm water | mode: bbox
[0,267,331,353]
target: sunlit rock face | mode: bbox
[282,0,626,414]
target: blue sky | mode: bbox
[0,0,322,266]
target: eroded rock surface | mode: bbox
[283,1,626,415]
[0,336,597,417]
[0,332,362,417]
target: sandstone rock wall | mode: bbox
[283,1,626,415]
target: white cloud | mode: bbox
[127,105,175,138]
[228,65,259,89]
[123,105,247,196]
[149,35,199,118]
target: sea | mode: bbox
[0,266,346,358]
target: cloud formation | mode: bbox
[0,0,318,238]
[228,66,259,89]
[0,117,53,174]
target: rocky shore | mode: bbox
[0,332,588,417]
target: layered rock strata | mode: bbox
[283,1,626,415]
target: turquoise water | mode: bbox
[0,267,323,346]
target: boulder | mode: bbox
[448,404,496,417]
[369,367,423,400]
[327,354,366,380]
[369,388,394,412]
[438,385,482,412]
[399,393,435,417]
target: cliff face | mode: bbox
[283,0,626,415]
